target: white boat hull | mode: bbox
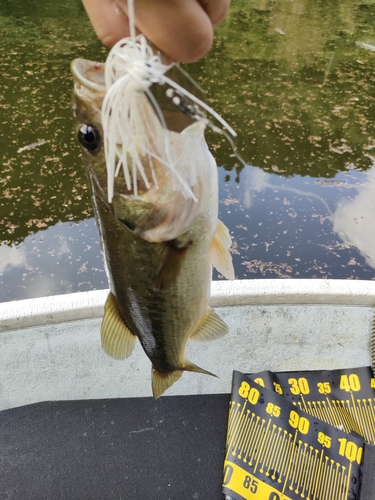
[1,279,374,410]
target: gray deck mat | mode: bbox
[0,394,230,500]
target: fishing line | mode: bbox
[207,122,246,169]
[175,63,206,95]
[127,0,136,41]
[263,183,334,218]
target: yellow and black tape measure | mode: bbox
[250,366,375,445]
[222,367,375,500]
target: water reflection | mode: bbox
[242,168,333,217]
[208,0,375,178]
[0,220,105,301]
[217,165,375,280]
[1,0,375,301]
[333,162,375,269]
[0,244,26,275]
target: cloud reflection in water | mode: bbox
[333,165,375,271]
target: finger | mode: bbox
[82,0,131,47]
[199,0,230,27]
[124,0,214,62]
[82,0,230,62]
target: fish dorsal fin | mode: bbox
[190,307,229,342]
[101,292,137,360]
[152,368,183,399]
[211,219,235,280]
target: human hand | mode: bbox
[81,0,230,62]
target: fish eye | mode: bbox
[78,124,101,152]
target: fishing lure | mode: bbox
[101,0,238,203]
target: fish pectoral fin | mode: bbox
[101,292,137,360]
[211,219,235,280]
[153,238,191,291]
[132,206,169,240]
[152,368,183,399]
[190,307,229,342]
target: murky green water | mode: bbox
[1,0,375,302]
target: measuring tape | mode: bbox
[223,367,375,500]
[251,366,375,444]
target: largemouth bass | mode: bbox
[71,39,234,398]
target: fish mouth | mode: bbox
[71,58,195,133]
[71,58,106,92]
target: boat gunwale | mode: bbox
[1,279,375,333]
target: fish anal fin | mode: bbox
[153,238,191,291]
[211,219,235,280]
[101,292,137,360]
[152,368,183,399]
[190,307,229,342]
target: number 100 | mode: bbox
[338,438,363,464]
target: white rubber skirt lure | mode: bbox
[101,24,237,203]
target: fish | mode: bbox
[71,38,235,398]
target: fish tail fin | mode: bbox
[151,362,217,399]
[152,368,183,399]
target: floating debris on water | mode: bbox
[17,140,48,153]
[356,41,375,52]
